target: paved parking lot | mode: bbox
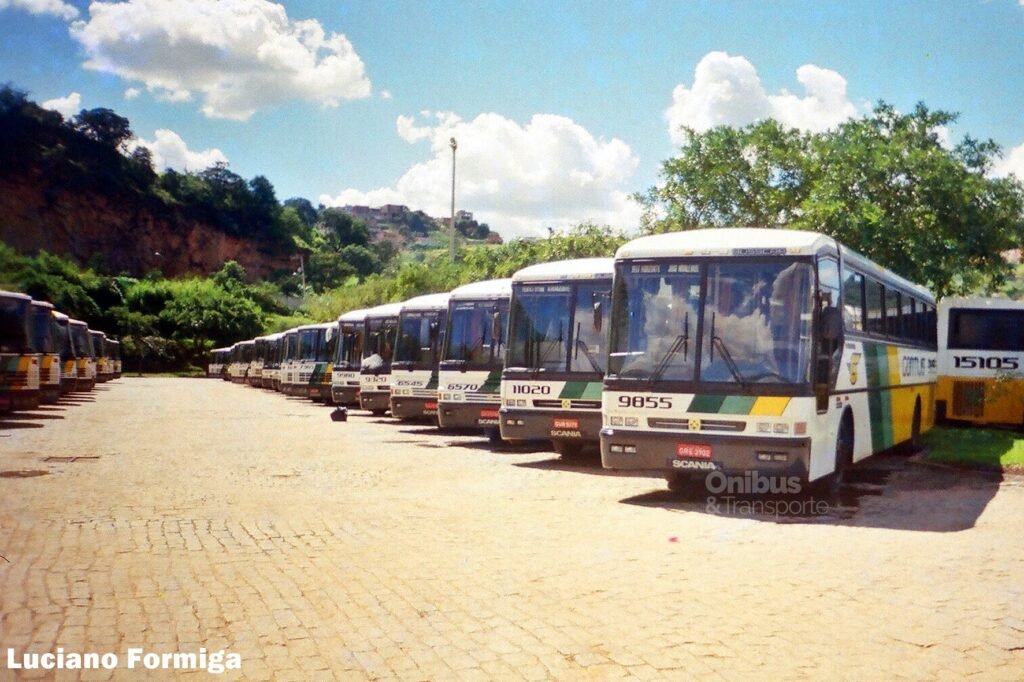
[2,378,1023,680]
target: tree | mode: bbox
[284,197,318,227]
[74,107,133,149]
[318,208,370,247]
[639,102,1024,296]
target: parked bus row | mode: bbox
[1,290,121,414]
[211,228,1022,491]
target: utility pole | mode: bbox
[449,137,457,262]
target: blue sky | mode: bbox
[2,0,1023,239]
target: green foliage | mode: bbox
[640,102,1024,296]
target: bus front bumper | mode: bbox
[499,408,602,443]
[390,396,439,420]
[600,428,811,479]
[438,402,501,430]
[360,390,391,412]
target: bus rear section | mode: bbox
[437,279,512,439]
[1,291,41,411]
[937,297,1024,427]
[390,293,450,421]
[600,228,936,490]
[359,303,403,414]
[500,259,613,456]
[332,310,368,405]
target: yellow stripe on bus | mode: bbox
[749,396,791,416]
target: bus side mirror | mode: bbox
[593,300,603,332]
[491,311,502,343]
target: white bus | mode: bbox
[499,258,614,455]
[601,228,937,490]
[359,302,404,414]
[282,325,322,396]
[437,278,512,438]
[390,292,451,421]
[331,309,369,405]
[309,322,335,401]
[51,311,78,393]
[248,335,271,387]
[937,296,1024,427]
[208,347,230,379]
[1,291,40,411]
[257,334,282,389]
[69,319,96,391]
[277,329,300,393]
[229,340,254,384]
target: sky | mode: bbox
[1,0,1023,240]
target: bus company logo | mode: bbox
[561,399,572,410]
[671,459,717,471]
[847,352,861,384]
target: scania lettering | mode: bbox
[600,228,937,491]
[936,296,1024,426]
[390,292,451,421]
[437,278,512,439]
[359,302,403,414]
[500,258,614,456]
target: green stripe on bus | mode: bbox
[719,395,758,414]
[864,342,894,449]
[480,369,502,393]
[688,394,726,413]
[559,381,602,400]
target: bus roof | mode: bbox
[400,292,451,312]
[449,278,513,301]
[512,257,614,283]
[238,339,255,346]
[939,296,1024,311]
[30,300,55,310]
[338,308,371,323]
[364,301,404,319]
[69,319,88,328]
[0,290,31,302]
[616,227,835,259]
[52,311,69,322]
[618,227,933,302]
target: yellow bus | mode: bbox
[936,296,1024,427]
[1,290,41,411]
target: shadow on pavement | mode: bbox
[617,451,1003,533]
[516,454,665,480]
[0,419,46,430]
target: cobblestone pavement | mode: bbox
[1,378,1023,680]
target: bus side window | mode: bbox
[842,270,864,332]
[886,288,901,338]
[865,278,884,334]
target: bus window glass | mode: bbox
[569,283,610,374]
[702,261,814,385]
[364,318,397,366]
[842,270,865,331]
[865,279,884,334]
[443,302,509,365]
[609,265,701,382]
[903,298,917,341]
[395,312,442,365]
[507,285,571,371]
[948,309,1024,351]
[885,288,901,337]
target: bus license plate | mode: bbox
[676,443,712,459]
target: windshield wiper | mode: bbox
[709,312,750,391]
[532,322,563,377]
[648,312,689,385]
[575,336,603,374]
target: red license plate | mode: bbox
[676,443,712,459]
[480,409,500,419]
[424,401,438,410]
[553,418,579,429]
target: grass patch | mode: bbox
[922,425,1024,471]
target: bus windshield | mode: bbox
[30,306,54,353]
[362,317,398,369]
[443,300,508,366]
[395,312,444,367]
[948,308,1024,351]
[609,260,814,386]
[334,323,363,368]
[314,329,333,362]
[71,326,95,357]
[1,298,30,353]
[507,282,609,374]
[298,329,319,360]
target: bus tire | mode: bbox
[833,411,854,486]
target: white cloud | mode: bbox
[322,111,642,239]
[69,0,371,121]
[41,91,81,118]
[379,89,393,100]
[124,88,140,100]
[0,0,78,20]
[666,51,858,143]
[128,129,229,172]
[991,143,1024,180]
